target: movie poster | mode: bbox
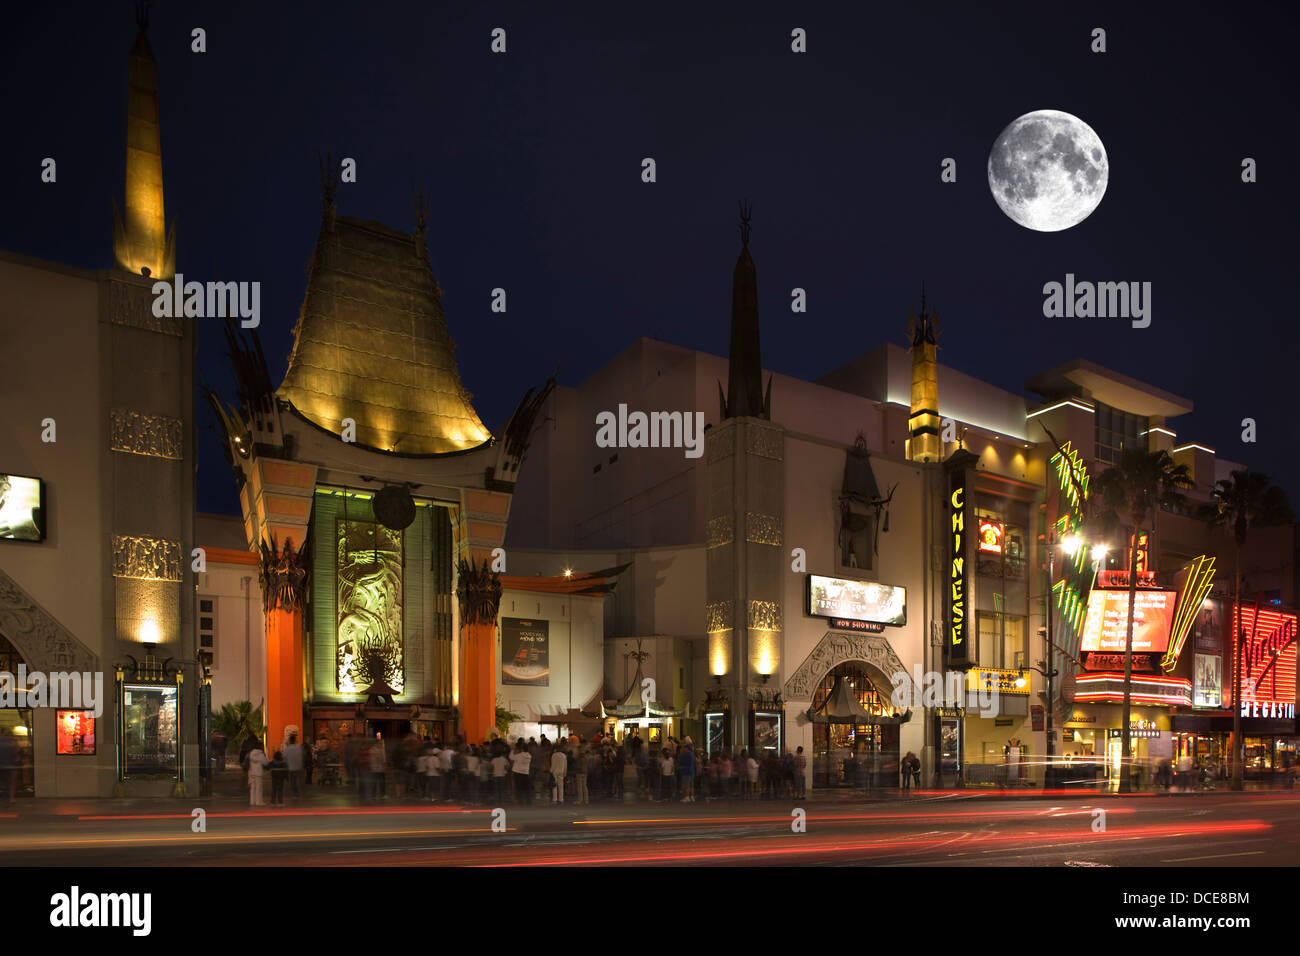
[1193,653,1222,708]
[501,617,549,686]
[0,474,43,541]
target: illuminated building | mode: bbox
[0,10,197,797]
[508,233,1299,789]
[207,183,555,750]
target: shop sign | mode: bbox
[1240,700,1295,719]
[829,618,885,633]
[964,667,1029,696]
[1083,652,1159,671]
[1066,712,1096,723]
[1235,605,1297,716]
[1109,728,1161,739]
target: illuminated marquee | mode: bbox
[945,467,971,668]
[806,575,906,627]
[1073,673,1191,706]
[1234,605,1297,718]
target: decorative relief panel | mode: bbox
[783,631,911,701]
[705,600,734,633]
[110,409,183,459]
[102,277,183,337]
[112,534,183,582]
[706,427,735,464]
[747,600,783,631]
[746,425,784,461]
[707,514,734,549]
[745,512,782,546]
[0,568,98,672]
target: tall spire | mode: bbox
[907,283,942,462]
[113,2,176,279]
[719,201,771,420]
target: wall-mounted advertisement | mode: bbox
[1079,588,1176,653]
[56,710,96,755]
[123,685,177,775]
[0,473,44,542]
[502,617,550,686]
[807,575,906,627]
[1193,653,1222,708]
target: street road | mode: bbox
[1,790,1296,866]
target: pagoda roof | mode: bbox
[277,213,492,456]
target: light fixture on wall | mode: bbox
[138,618,161,645]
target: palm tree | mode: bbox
[1091,449,1192,792]
[1197,470,1293,791]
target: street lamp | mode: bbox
[1042,532,1106,788]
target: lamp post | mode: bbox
[1040,534,1106,788]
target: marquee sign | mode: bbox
[806,575,906,627]
[945,466,972,668]
[1079,588,1176,654]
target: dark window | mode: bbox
[200,635,213,648]
[199,599,213,613]
[200,617,213,630]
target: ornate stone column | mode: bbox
[456,558,502,744]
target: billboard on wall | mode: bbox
[0,474,44,542]
[806,575,906,627]
[502,617,550,686]
[1193,653,1222,708]
[1079,588,1176,653]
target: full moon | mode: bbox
[987,109,1108,232]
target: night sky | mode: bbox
[4,1,1296,515]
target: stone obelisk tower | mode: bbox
[704,204,786,752]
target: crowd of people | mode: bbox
[231,728,827,807]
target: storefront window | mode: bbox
[123,685,178,776]
[977,611,1026,670]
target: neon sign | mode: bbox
[946,468,971,668]
[977,520,1004,554]
[1235,605,1297,717]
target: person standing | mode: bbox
[658,748,674,802]
[268,750,289,806]
[793,746,807,799]
[285,733,304,799]
[510,740,532,804]
[491,747,509,804]
[303,737,315,787]
[573,745,590,805]
[245,738,269,807]
[678,742,697,802]
[550,745,568,805]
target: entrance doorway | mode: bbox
[0,634,34,798]
[810,661,901,788]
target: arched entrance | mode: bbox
[809,660,902,789]
[0,633,35,798]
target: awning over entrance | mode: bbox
[805,674,910,725]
